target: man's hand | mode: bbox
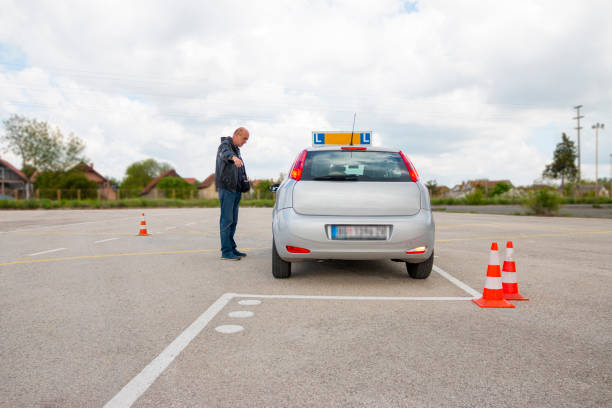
[231,156,244,167]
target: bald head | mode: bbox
[232,127,249,147]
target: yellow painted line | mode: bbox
[3,229,609,267]
[436,223,578,231]
[437,223,511,228]
[0,247,271,267]
[9,228,270,236]
[437,230,612,243]
[9,231,207,236]
[11,231,136,236]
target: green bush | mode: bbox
[156,177,197,199]
[464,190,485,205]
[490,182,512,196]
[523,189,562,215]
[0,197,274,209]
[0,199,17,209]
[35,170,99,199]
[241,199,275,207]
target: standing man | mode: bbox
[216,127,250,260]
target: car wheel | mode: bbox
[406,251,434,279]
[272,240,291,279]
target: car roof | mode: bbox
[306,145,399,152]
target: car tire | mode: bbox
[272,240,291,279]
[406,251,434,279]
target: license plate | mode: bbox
[330,225,389,240]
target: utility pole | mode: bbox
[573,105,584,190]
[592,123,604,197]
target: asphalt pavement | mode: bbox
[1,209,610,407]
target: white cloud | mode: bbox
[0,0,610,186]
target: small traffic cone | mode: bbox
[473,242,515,308]
[502,241,529,301]
[137,213,150,236]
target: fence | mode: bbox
[4,188,274,201]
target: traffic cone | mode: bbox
[472,243,515,308]
[137,213,150,236]
[502,241,529,301]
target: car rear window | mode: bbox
[301,150,412,182]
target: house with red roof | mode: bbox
[141,169,180,198]
[0,157,32,199]
[72,162,117,200]
[197,173,217,199]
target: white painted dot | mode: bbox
[238,299,261,306]
[215,325,244,334]
[229,311,254,318]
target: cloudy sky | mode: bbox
[1,0,610,187]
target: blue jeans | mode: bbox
[219,188,242,257]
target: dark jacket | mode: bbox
[215,137,248,192]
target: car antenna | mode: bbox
[350,112,356,145]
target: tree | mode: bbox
[120,158,172,193]
[21,164,37,179]
[106,176,120,188]
[156,176,196,199]
[254,179,273,199]
[35,170,98,199]
[425,180,440,196]
[1,114,87,171]
[542,133,577,188]
[490,181,512,196]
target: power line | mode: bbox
[0,62,579,110]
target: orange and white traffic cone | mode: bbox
[502,241,529,301]
[473,242,515,308]
[137,213,150,236]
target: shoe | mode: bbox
[233,250,247,257]
[220,255,241,261]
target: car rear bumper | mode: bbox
[273,208,435,262]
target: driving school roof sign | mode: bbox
[312,131,372,146]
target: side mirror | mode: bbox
[269,184,280,192]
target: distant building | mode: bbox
[72,163,117,200]
[577,184,609,197]
[0,157,31,199]
[449,179,513,198]
[140,169,181,198]
[436,185,450,197]
[197,173,217,199]
[183,177,197,186]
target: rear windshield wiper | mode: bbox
[312,175,358,181]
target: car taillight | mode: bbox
[289,149,308,181]
[406,246,427,254]
[286,245,310,253]
[341,146,367,151]
[399,151,419,182]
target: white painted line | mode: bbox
[185,222,196,226]
[432,265,480,297]
[104,268,476,408]
[28,248,67,257]
[104,293,235,408]
[94,238,119,244]
[238,299,261,306]
[229,311,254,318]
[165,226,176,230]
[10,216,138,232]
[233,294,473,301]
[215,325,244,334]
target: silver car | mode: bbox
[270,144,435,279]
